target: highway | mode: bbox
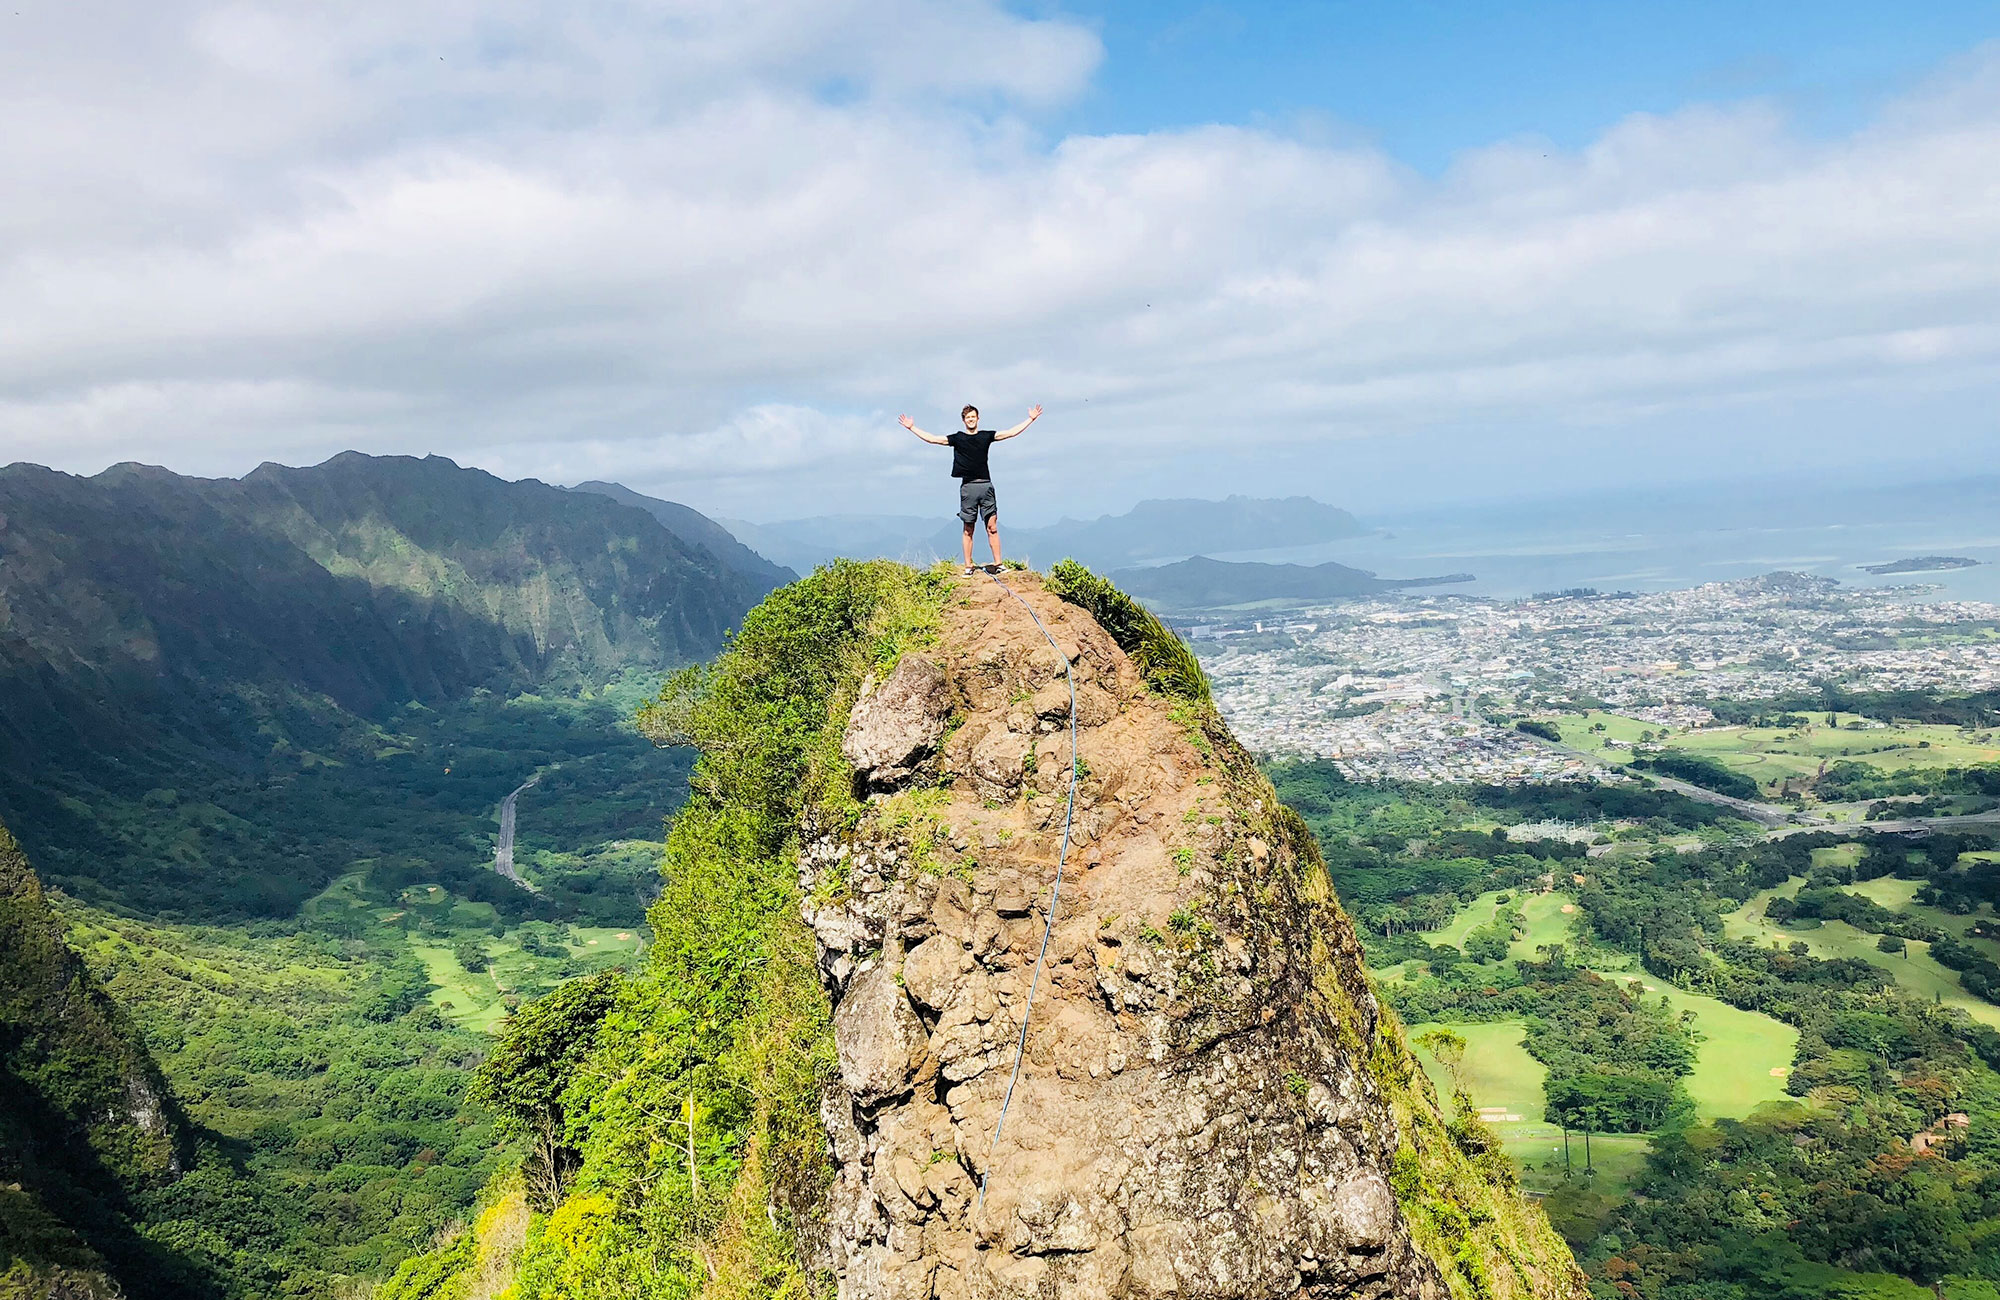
[1514,729,2000,839]
[494,773,542,891]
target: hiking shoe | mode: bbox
[963,565,979,576]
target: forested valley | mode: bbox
[1273,757,2000,1300]
[9,454,2000,1300]
[0,455,762,1297]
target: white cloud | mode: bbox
[0,5,1995,520]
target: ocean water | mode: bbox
[1199,485,2000,603]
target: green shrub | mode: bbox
[1044,560,1210,704]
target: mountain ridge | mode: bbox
[389,560,1584,1299]
[0,452,765,916]
[568,479,795,592]
[1112,554,1476,608]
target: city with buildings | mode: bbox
[1194,573,2000,783]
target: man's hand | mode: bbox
[996,404,1043,440]
[901,413,948,445]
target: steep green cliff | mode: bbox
[0,821,200,1298]
[387,562,1582,1299]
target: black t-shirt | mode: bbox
[947,430,996,481]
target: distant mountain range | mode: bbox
[721,495,1365,573]
[1110,555,1475,609]
[0,453,777,910]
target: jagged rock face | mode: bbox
[844,654,954,792]
[800,575,1450,1300]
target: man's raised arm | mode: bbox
[899,414,950,446]
[994,404,1043,440]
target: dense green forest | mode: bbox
[0,454,782,1295]
[1271,757,2000,1300]
[1,682,683,1297]
[15,677,685,922]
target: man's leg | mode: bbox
[985,514,1002,566]
[962,522,976,567]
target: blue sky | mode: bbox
[1059,1,1998,167]
[3,1,1999,522]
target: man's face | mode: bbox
[963,409,979,430]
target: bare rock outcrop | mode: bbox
[800,573,1582,1300]
[844,654,953,790]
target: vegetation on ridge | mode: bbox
[1044,557,1211,703]
[389,560,947,1298]
[1,820,212,1297]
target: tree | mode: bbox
[1415,1028,1469,1099]
[469,970,624,1207]
[1465,925,1509,963]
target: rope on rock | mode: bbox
[976,569,1079,1214]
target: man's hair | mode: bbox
[961,404,978,419]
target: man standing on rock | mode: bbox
[899,403,1042,575]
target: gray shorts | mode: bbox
[957,480,997,525]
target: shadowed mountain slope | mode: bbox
[568,479,795,593]
[0,453,762,915]
[0,820,208,1299]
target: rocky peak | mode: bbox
[799,573,1582,1300]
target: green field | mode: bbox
[303,869,651,1032]
[1553,710,2000,795]
[413,925,644,1031]
[1811,842,1866,871]
[1726,877,2000,1029]
[1552,711,1657,755]
[1412,1020,1546,1122]
[1849,875,2000,958]
[1430,890,1508,951]
[1428,888,1582,960]
[1562,965,1798,1118]
[1408,978,1794,1188]
[1626,975,1798,1118]
[1410,1020,1650,1194]
[1411,892,1797,1122]
[1506,891,1582,962]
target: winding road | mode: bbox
[494,774,542,891]
[1514,730,2000,839]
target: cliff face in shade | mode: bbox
[567,479,797,595]
[799,572,1584,1300]
[0,820,198,1298]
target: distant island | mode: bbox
[1859,555,1982,575]
[1110,555,1473,609]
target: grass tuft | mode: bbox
[1044,559,1211,704]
